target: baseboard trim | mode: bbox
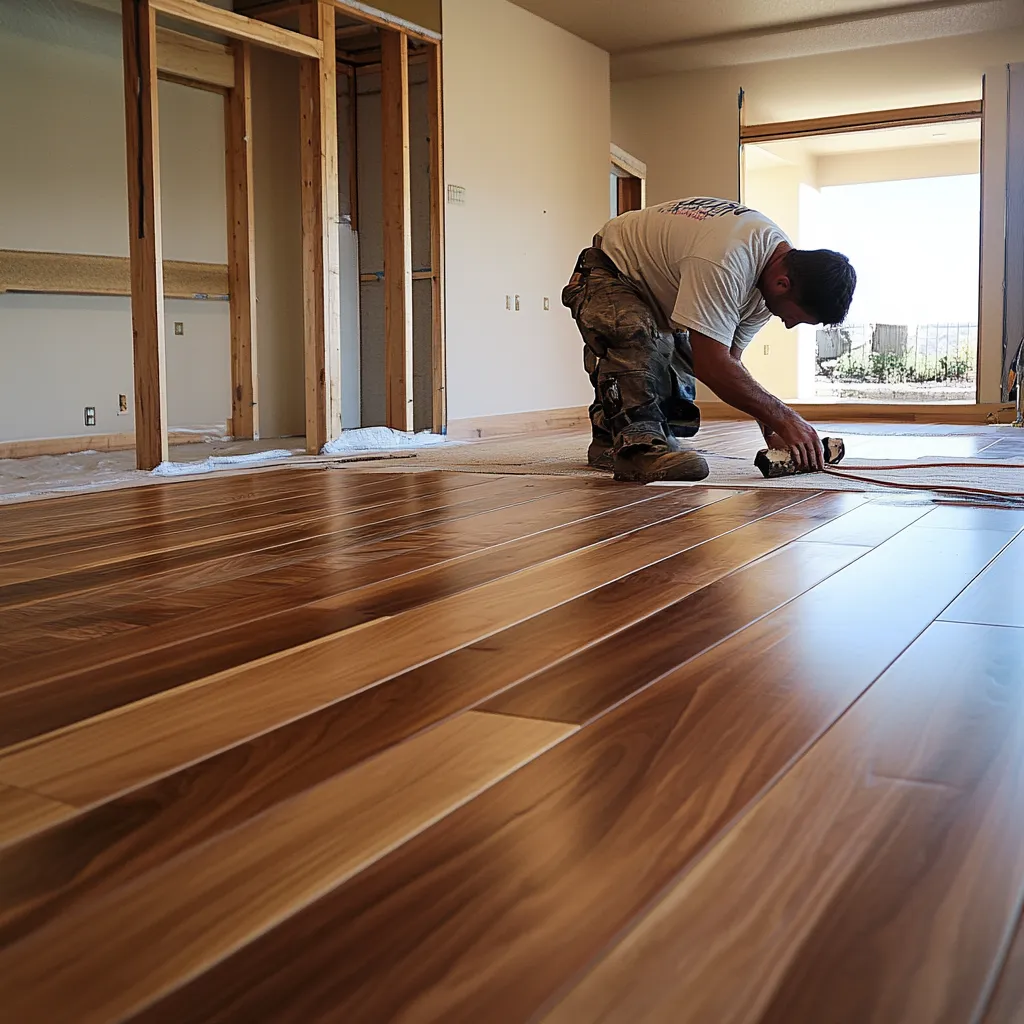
[0,429,225,461]
[446,401,1014,440]
[700,402,1016,425]
[447,406,591,440]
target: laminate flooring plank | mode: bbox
[484,539,870,725]
[0,475,570,644]
[0,477,580,612]
[917,505,1024,532]
[980,911,1024,1023]
[129,523,1015,1024]
[940,532,1024,628]
[0,490,804,804]
[0,498,864,940]
[0,469,418,554]
[0,711,574,1024]
[0,476,582,663]
[0,785,72,847]
[797,499,935,546]
[546,620,1024,1024]
[0,479,407,567]
[0,474,539,590]
[0,468,374,537]
[0,491,684,740]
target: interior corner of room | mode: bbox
[2,0,1024,477]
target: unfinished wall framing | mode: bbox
[2,0,445,466]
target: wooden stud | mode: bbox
[427,41,447,435]
[122,0,169,471]
[741,99,982,144]
[225,43,259,441]
[381,30,413,432]
[299,0,342,454]
[345,64,359,233]
[150,0,323,59]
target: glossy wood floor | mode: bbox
[1,464,1023,1023]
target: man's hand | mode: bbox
[688,330,825,471]
[763,409,824,472]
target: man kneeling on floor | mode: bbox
[563,196,856,482]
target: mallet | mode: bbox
[755,437,846,478]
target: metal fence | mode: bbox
[816,323,977,381]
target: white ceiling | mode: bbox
[509,0,1024,76]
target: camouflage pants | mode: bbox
[561,247,700,450]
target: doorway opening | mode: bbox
[741,114,981,404]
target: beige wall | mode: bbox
[0,1,230,443]
[441,0,610,421]
[816,141,980,187]
[613,28,1024,403]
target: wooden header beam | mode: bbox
[150,0,323,58]
[156,26,234,89]
[741,100,982,144]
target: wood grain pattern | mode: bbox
[0,485,669,742]
[3,461,1019,1023]
[546,621,1024,1024]
[381,29,414,431]
[0,712,572,1024]
[940,532,1024,628]
[126,520,1011,1023]
[121,0,169,471]
[156,26,234,89]
[0,785,71,847]
[225,41,259,440]
[426,40,446,434]
[0,490,756,803]
[0,499,862,938]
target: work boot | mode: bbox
[612,435,709,483]
[587,439,614,471]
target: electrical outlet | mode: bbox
[543,297,550,311]
[763,344,770,355]
[84,406,96,427]
[118,394,129,415]
[514,295,521,311]
[174,321,184,336]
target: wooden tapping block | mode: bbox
[0,250,229,300]
[755,437,846,478]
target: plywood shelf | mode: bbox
[0,250,229,301]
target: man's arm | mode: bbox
[691,331,824,470]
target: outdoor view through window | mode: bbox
[742,119,981,403]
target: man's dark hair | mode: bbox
[783,249,856,326]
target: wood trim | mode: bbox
[740,100,982,144]
[225,43,259,441]
[299,0,342,454]
[122,0,169,472]
[427,41,447,434]
[155,26,234,89]
[381,29,414,432]
[447,407,592,440]
[150,0,323,59]
[446,401,1016,439]
[0,429,226,462]
[0,250,228,300]
[327,0,440,42]
[700,401,1017,425]
[610,143,646,180]
[236,0,440,42]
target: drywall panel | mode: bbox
[250,46,305,439]
[0,3,230,442]
[442,0,610,421]
[816,141,980,187]
[370,0,441,33]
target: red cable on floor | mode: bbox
[823,460,1024,500]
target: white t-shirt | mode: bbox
[599,198,789,351]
